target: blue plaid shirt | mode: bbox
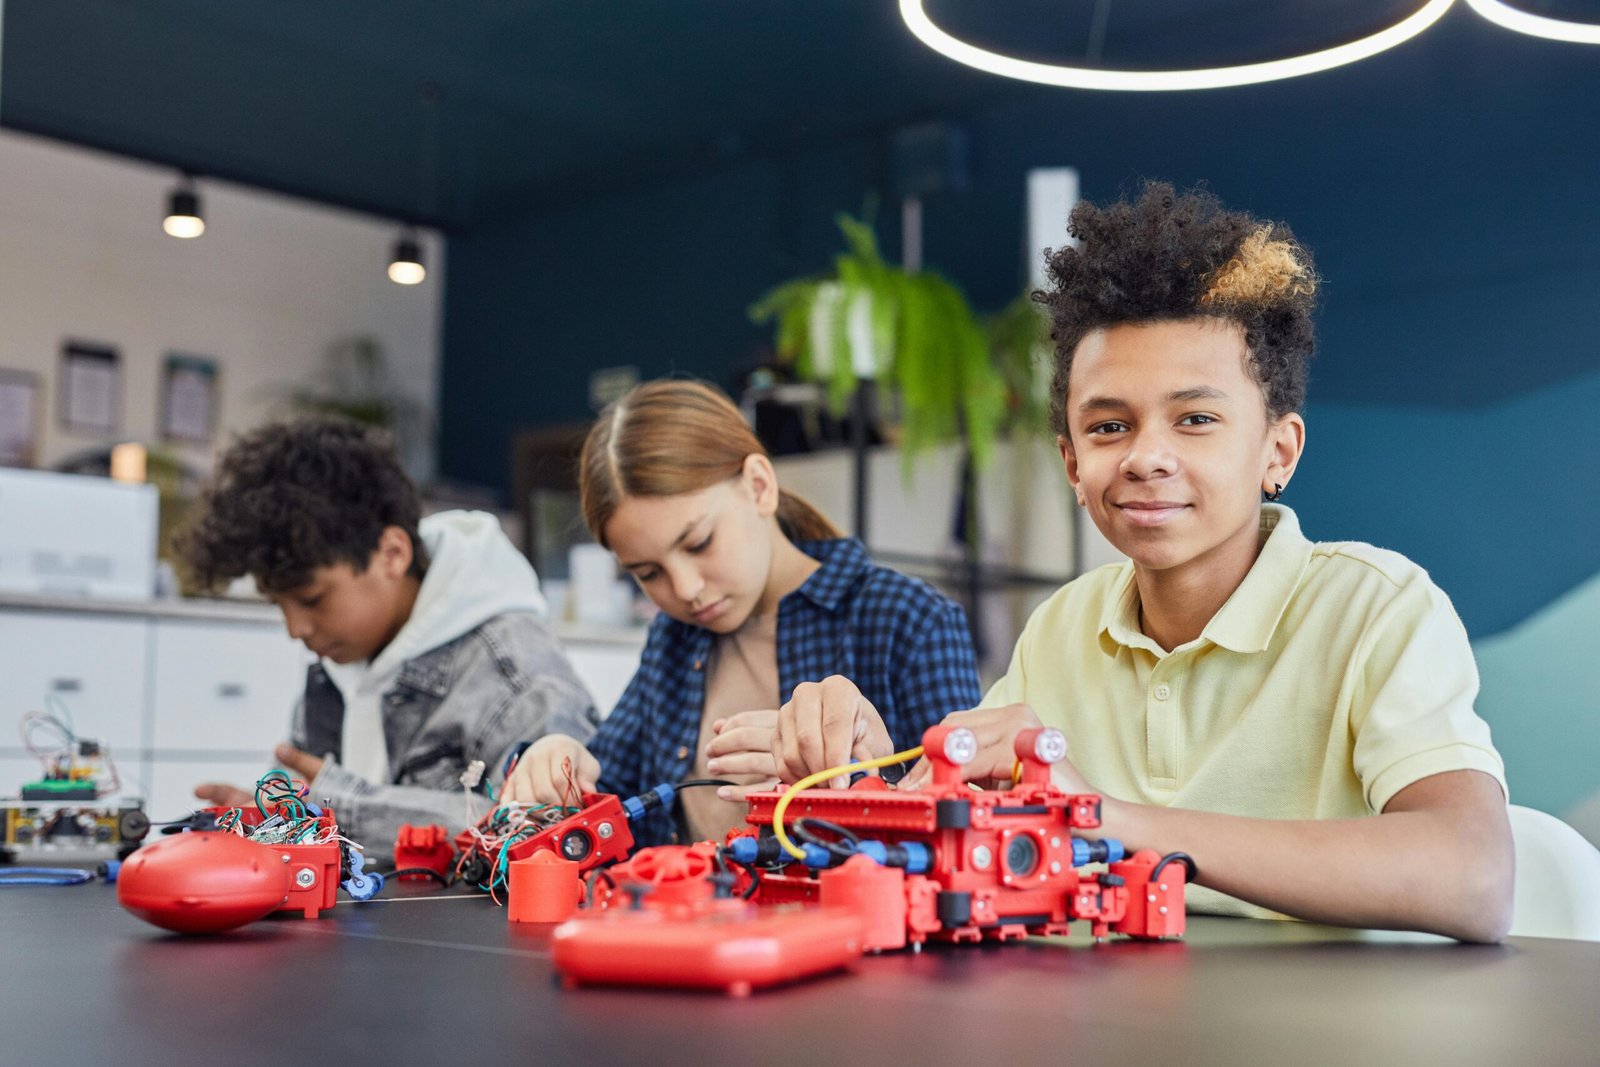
[591,537,982,846]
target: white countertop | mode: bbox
[0,590,650,646]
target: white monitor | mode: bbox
[0,468,158,601]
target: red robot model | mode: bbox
[550,725,1192,993]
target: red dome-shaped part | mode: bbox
[118,832,293,934]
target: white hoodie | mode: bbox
[321,510,548,784]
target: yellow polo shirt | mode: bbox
[983,505,1506,918]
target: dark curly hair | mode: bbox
[174,418,427,593]
[1035,181,1318,438]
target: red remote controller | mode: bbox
[552,900,865,996]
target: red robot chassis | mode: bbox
[551,725,1191,993]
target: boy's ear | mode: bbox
[1264,412,1307,495]
[373,525,415,579]
[1057,435,1086,506]
[742,453,781,517]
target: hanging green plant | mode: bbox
[750,214,1015,470]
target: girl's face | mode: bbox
[1061,318,1304,581]
[604,456,781,633]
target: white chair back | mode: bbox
[1508,804,1600,941]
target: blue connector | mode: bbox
[726,835,833,868]
[622,783,676,822]
[341,848,385,901]
[855,840,932,874]
[1070,837,1126,867]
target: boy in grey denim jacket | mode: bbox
[178,419,599,857]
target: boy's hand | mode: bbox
[192,782,253,808]
[501,735,600,806]
[898,703,1091,793]
[771,675,894,788]
[703,710,782,803]
[273,743,325,784]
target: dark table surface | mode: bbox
[5,880,1599,1066]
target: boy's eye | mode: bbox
[634,569,660,583]
[1179,413,1218,427]
[300,595,323,608]
[1087,421,1128,435]
[687,534,713,555]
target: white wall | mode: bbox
[0,128,442,475]
[774,436,1123,675]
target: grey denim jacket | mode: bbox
[291,612,600,858]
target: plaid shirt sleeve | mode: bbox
[883,593,983,760]
[588,619,671,800]
[893,595,984,724]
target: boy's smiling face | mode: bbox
[1061,317,1304,580]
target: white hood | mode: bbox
[321,510,546,781]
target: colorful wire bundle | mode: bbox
[455,802,581,901]
[17,696,122,797]
[214,770,357,850]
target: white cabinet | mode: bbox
[0,612,151,750]
[150,620,308,753]
[0,601,307,823]
[146,757,274,825]
[560,632,646,720]
[144,619,309,821]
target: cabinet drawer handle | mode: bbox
[51,678,83,693]
[217,683,247,698]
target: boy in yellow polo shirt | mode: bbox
[771,182,1512,942]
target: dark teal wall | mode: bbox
[440,13,1600,639]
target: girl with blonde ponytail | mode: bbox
[503,380,981,845]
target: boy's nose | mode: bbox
[279,606,314,641]
[1120,432,1177,479]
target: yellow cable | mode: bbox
[771,745,924,861]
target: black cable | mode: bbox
[673,778,737,790]
[585,867,617,908]
[379,867,452,887]
[792,817,860,860]
[1149,852,1198,884]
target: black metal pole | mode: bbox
[850,381,872,543]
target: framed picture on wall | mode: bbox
[58,341,121,434]
[160,353,219,444]
[0,369,41,467]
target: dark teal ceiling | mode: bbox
[2,0,1445,230]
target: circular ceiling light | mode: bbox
[1465,0,1600,43]
[899,0,1459,91]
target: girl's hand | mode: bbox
[771,675,894,787]
[501,735,600,805]
[704,709,782,802]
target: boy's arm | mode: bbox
[900,701,1514,944]
[1106,767,1512,943]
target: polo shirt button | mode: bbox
[1154,684,1171,701]
[676,746,690,760]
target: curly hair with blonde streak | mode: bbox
[1201,226,1317,308]
[1035,181,1318,433]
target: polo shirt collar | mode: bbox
[1099,504,1313,656]
[789,537,872,614]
